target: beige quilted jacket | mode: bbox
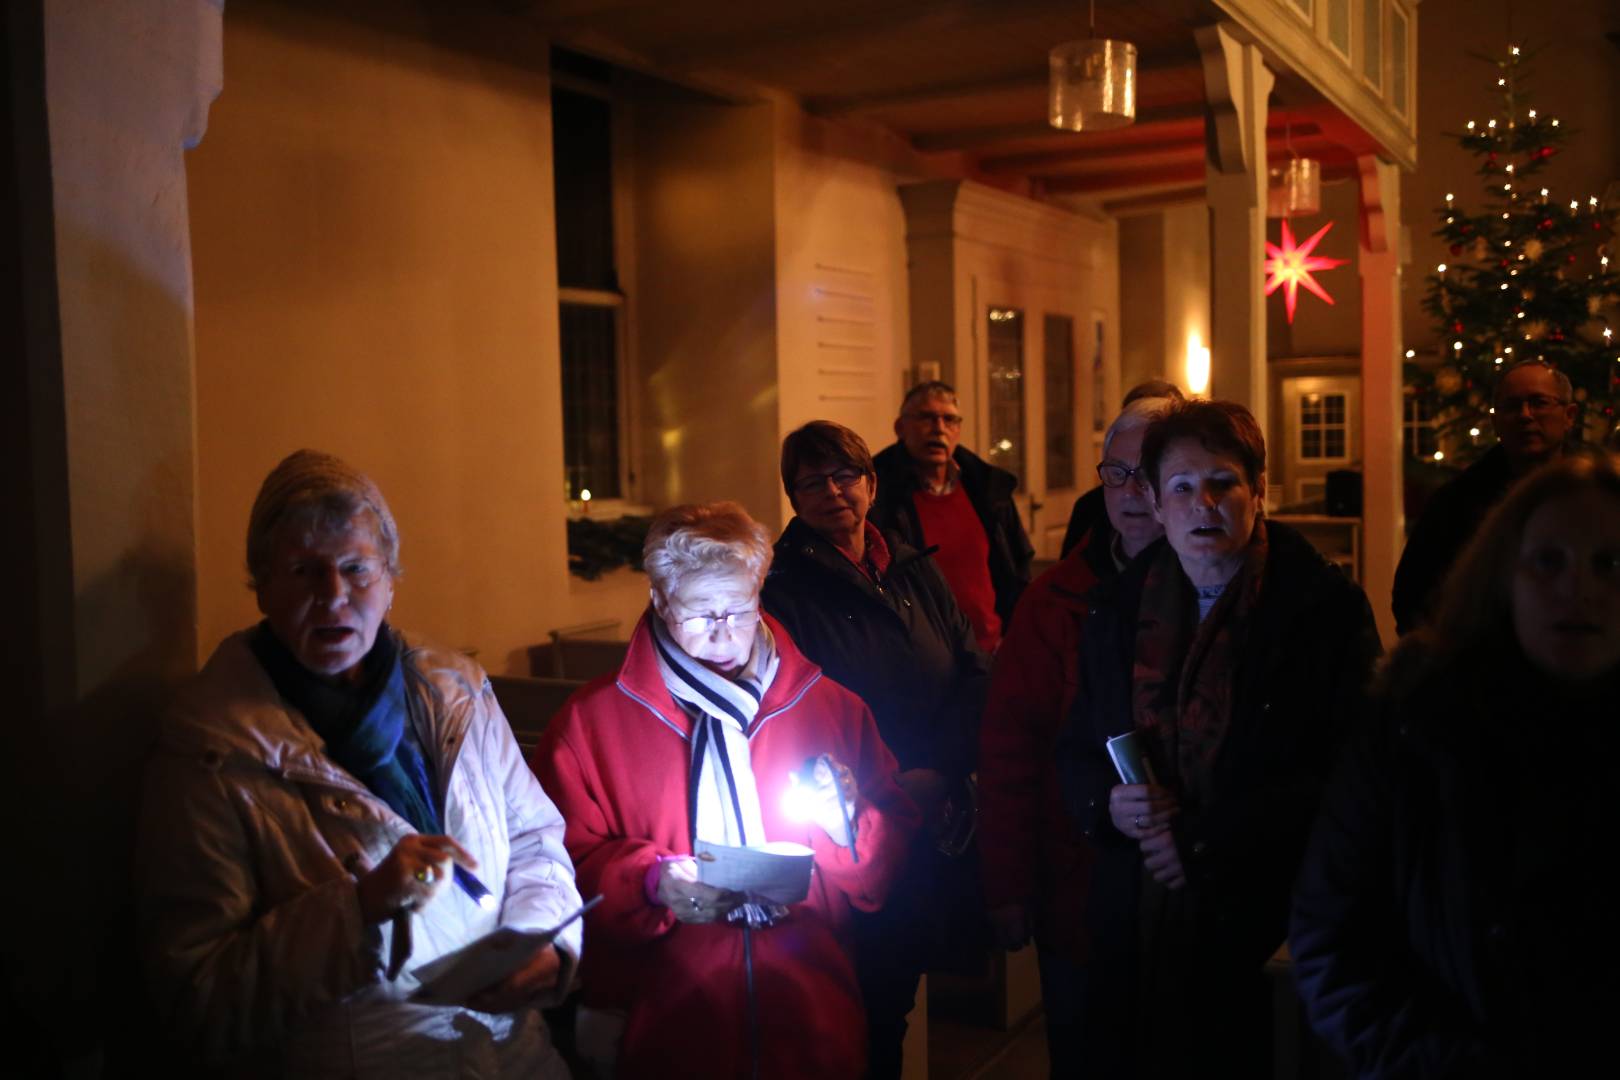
[137,629,581,1077]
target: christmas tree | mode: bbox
[1413,44,1619,463]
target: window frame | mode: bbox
[1296,389,1353,464]
[552,65,644,517]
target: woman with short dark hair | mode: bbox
[1059,399,1381,1077]
[764,420,989,1079]
[1291,452,1620,1077]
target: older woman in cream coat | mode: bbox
[138,450,583,1077]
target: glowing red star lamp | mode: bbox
[1265,219,1348,323]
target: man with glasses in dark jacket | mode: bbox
[1392,360,1578,634]
[871,381,1035,654]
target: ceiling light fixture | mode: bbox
[1267,119,1321,217]
[1048,0,1136,132]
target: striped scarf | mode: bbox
[649,614,781,849]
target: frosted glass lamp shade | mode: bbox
[1267,157,1322,217]
[1049,39,1137,132]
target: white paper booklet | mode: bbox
[410,894,601,1004]
[695,839,815,905]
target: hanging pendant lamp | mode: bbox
[1267,121,1322,217]
[1048,0,1137,132]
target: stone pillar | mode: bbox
[11,0,222,1068]
[1198,22,1273,432]
[1358,154,1404,647]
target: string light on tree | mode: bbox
[1415,42,1619,463]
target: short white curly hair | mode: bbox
[643,501,772,603]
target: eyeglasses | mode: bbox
[903,410,964,429]
[1496,394,1570,414]
[1097,461,1148,489]
[672,609,762,635]
[792,466,867,496]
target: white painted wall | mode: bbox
[772,104,917,522]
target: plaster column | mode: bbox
[12,0,222,1068]
[1198,22,1273,431]
[1358,154,1404,647]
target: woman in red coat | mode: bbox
[532,501,917,1079]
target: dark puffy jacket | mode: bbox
[1391,446,1512,635]
[1290,643,1615,1079]
[1057,522,1381,1069]
[870,443,1035,628]
[761,517,990,783]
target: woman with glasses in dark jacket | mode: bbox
[763,420,990,1080]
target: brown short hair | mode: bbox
[1139,399,1267,499]
[247,449,401,589]
[780,420,875,496]
[1122,379,1185,408]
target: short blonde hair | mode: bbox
[643,501,772,601]
[247,450,401,589]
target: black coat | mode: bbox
[1290,644,1616,1078]
[870,443,1035,628]
[1057,522,1381,1070]
[1391,446,1513,635]
[761,517,990,782]
[1060,483,1107,559]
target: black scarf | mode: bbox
[250,622,440,835]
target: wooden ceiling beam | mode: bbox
[983,126,1330,176]
[1038,163,1208,196]
[909,101,1207,152]
[807,57,1204,118]
[1100,184,1209,216]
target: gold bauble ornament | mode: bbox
[1435,367,1464,395]
[1522,238,1544,261]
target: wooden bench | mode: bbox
[488,674,585,752]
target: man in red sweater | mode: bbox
[871,381,1035,654]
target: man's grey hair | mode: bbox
[899,380,958,415]
[1102,396,1179,459]
[1496,360,1573,403]
[246,449,402,589]
[643,501,772,604]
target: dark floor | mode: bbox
[929,1012,1048,1080]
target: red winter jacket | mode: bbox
[978,528,1111,961]
[532,611,918,1079]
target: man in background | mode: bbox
[1392,359,1578,634]
[1059,378,1186,557]
[872,381,1034,654]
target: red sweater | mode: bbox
[911,485,1001,652]
[977,531,1105,961]
[532,612,919,1079]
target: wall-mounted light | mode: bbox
[1048,0,1136,132]
[1185,332,1211,397]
